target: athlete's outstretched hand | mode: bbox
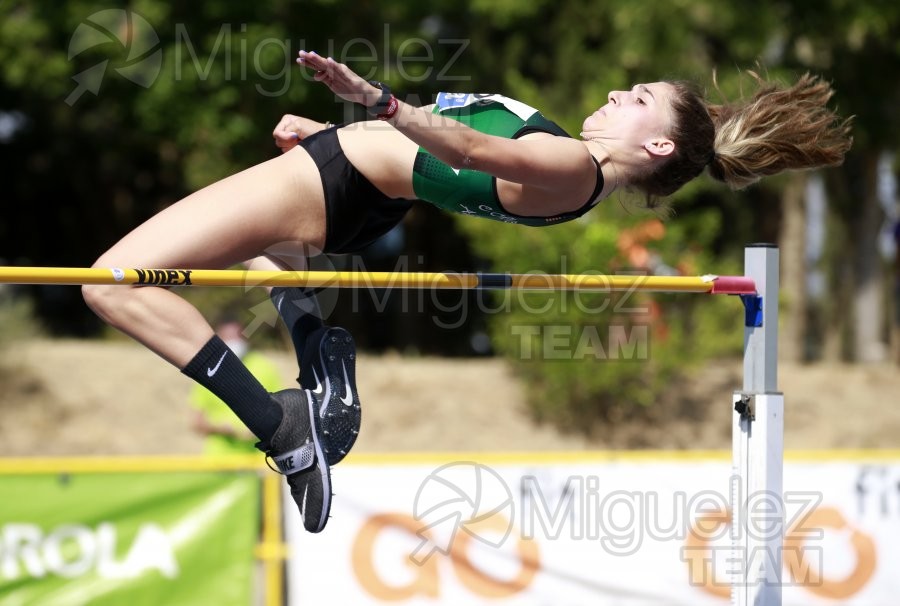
[297,50,380,109]
[272,114,326,153]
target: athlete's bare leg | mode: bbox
[83,147,326,368]
[245,251,309,285]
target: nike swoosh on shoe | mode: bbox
[206,351,228,377]
[340,360,354,406]
[300,485,309,523]
[311,367,324,395]
[318,374,332,418]
[274,291,284,314]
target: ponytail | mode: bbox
[707,72,853,189]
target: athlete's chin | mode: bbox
[582,115,602,133]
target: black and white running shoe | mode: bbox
[262,389,331,533]
[299,326,362,465]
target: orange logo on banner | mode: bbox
[450,514,540,598]
[684,506,876,600]
[352,514,439,601]
[683,506,732,598]
[784,506,876,600]
[351,512,540,600]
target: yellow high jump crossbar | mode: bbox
[0,266,756,294]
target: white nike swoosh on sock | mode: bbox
[340,361,354,406]
[206,351,228,377]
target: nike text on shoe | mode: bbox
[263,389,332,533]
[299,327,361,465]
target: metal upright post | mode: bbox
[733,244,784,606]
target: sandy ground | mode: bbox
[1,339,898,456]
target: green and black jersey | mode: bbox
[411,93,604,226]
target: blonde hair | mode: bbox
[707,72,853,189]
[631,71,853,199]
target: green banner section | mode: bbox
[0,471,259,605]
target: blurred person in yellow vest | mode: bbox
[190,319,284,455]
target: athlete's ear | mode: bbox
[644,137,675,158]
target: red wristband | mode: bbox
[376,95,399,120]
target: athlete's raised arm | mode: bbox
[296,50,596,196]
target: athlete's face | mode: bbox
[582,82,676,157]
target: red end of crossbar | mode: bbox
[709,276,757,295]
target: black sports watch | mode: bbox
[366,81,393,116]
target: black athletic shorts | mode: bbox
[298,127,414,254]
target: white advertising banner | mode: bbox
[285,453,899,606]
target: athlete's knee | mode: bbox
[82,256,128,322]
[82,282,121,322]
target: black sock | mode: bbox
[271,286,324,370]
[181,335,283,442]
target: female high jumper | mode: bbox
[83,50,851,532]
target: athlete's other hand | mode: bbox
[272,114,325,153]
[297,50,381,108]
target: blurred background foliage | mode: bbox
[1,0,898,434]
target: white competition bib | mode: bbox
[434,92,539,122]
